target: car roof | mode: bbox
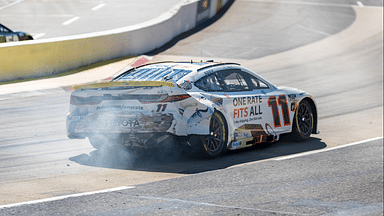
[114,61,241,81]
[113,60,278,89]
[136,61,240,71]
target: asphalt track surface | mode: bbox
[0,0,182,39]
[0,138,382,215]
[0,0,383,215]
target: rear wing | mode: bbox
[72,81,175,90]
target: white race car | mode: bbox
[67,61,318,158]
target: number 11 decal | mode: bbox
[156,104,167,112]
[268,95,291,127]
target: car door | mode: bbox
[218,69,272,144]
[195,69,272,148]
[246,72,292,138]
[194,68,293,149]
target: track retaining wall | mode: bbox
[0,0,230,82]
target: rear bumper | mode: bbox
[67,112,174,138]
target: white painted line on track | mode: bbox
[275,137,383,161]
[356,1,364,7]
[0,0,24,11]
[31,33,45,39]
[0,186,135,209]
[92,3,106,11]
[62,16,80,25]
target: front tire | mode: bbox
[290,100,314,140]
[200,112,228,158]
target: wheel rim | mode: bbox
[205,115,224,152]
[297,102,313,136]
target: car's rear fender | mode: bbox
[67,81,215,138]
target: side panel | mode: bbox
[218,90,296,150]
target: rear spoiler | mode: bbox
[72,81,175,90]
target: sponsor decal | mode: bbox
[268,95,291,127]
[232,96,263,121]
[235,124,269,144]
[234,132,242,138]
[107,119,139,127]
[68,116,84,121]
[89,113,174,132]
[96,105,144,110]
[233,96,262,106]
[232,141,242,148]
[234,132,252,139]
[187,107,213,124]
[156,104,168,112]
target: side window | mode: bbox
[221,71,250,91]
[195,73,224,92]
[0,26,9,33]
[195,69,268,92]
[249,75,269,89]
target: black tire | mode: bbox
[290,100,314,140]
[200,112,228,158]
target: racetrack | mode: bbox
[0,0,182,39]
[0,0,382,213]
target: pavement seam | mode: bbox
[135,195,309,215]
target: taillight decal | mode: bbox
[70,94,191,105]
[167,94,191,102]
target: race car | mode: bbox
[0,23,33,43]
[67,61,318,158]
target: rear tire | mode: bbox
[200,112,228,158]
[88,136,104,149]
[290,100,314,141]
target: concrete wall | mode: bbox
[0,0,230,82]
